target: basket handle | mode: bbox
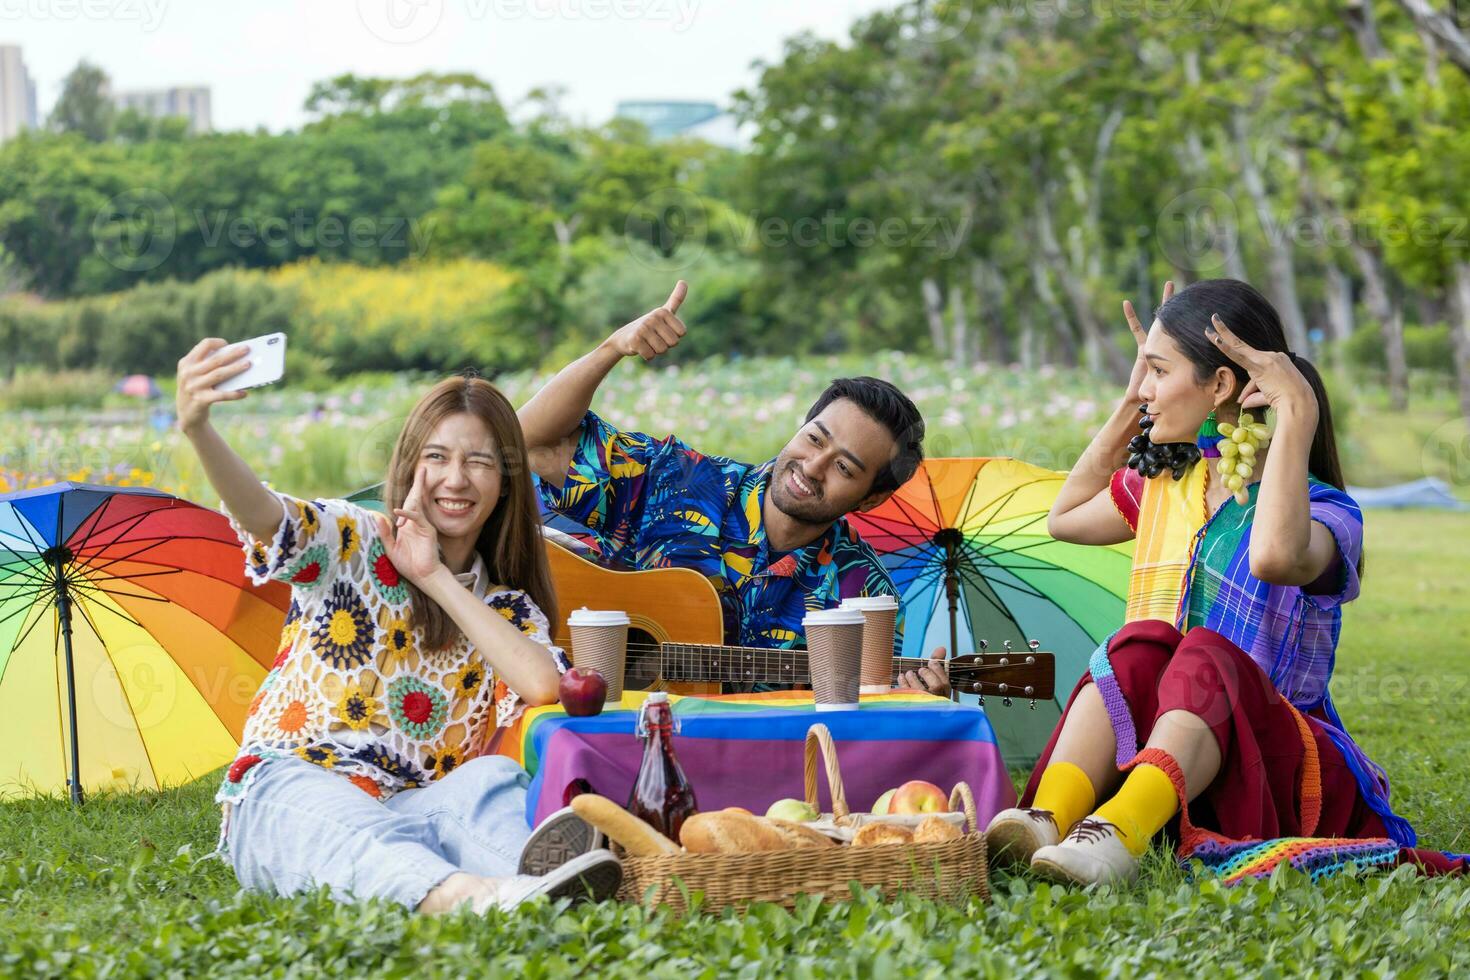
[803,724,850,821]
[949,782,978,834]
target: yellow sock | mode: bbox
[1093,764,1179,856]
[1030,762,1096,836]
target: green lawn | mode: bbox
[2,511,1468,977]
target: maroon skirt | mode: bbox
[1020,620,1465,874]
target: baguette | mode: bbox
[851,822,914,847]
[569,794,681,856]
[764,817,837,849]
[681,810,789,853]
[913,815,963,843]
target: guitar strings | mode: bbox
[610,640,1044,686]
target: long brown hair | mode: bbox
[383,376,557,651]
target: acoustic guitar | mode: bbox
[543,537,1054,704]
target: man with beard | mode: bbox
[519,281,949,695]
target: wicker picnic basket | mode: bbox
[614,723,989,912]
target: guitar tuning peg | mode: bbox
[1028,639,1041,652]
[978,638,988,652]
[1002,697,1013,707]
[1003,640,1013,652]
[1028,699,1036,710]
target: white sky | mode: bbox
[0,0,896,131]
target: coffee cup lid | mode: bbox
[840,595,898,612]
[567,607,630,626]
[802,608,865,627]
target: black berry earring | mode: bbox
[1125,404,1201,481]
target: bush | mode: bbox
[0,367,115,411]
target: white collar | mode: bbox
[451,553,489,599]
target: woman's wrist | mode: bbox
[1273,398,1319,435]
[417,563,457,600]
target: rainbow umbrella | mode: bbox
[846,458,1133,766]
[0,483,290,802]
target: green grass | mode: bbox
[2,511,1467,976]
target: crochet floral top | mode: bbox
[215,489,569,810]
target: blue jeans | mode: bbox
[226,755,533,909]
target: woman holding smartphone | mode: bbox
[179,338,621,914]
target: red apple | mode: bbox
[558,668,608,716]
[891,780,948,814]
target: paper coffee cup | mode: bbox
[841,595,900,693]
[568,608,630,702]
[803,608,864,710]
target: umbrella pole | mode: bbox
[935,529,963,704]
[51,550,84,806]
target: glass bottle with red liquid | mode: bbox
[627,692,698,842]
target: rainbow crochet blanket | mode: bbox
[1184,837,1401,885]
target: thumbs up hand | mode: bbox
[608,281,689,362]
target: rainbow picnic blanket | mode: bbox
[510,690,1017,828]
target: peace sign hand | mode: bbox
[371,465,442,587]
[1123,281,1173,404]
[1206,315,1317,424]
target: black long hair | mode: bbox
[805,377,926,495]
[1155,279,1346,491]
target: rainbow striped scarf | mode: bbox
[1123,461,1209,627]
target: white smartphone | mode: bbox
[216,333,287,392]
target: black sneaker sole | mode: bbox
[542,856,624,904]
[519,809,606,876]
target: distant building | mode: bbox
[114,85,212,133]
[0,45,39,143]
[615,100,747,149]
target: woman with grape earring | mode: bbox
[983,279,1460,885]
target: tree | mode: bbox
[49,61,116,143]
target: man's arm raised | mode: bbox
[519,280,688,485]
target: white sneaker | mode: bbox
[984,807,1061,868]
[1030,817,1139,886]
[473,849,623,913]
[518,806,606,876]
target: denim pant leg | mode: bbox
[227,758,459,910]
[384,754,534,879]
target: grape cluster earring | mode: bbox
[1206,411,1270,505]
[1126,404,1201,480]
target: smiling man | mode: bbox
[518,281,948,694]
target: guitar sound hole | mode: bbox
[623,628,661,691]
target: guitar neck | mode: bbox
[658,644,945,688]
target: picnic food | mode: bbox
[765,798,819,822]
[852,822,915,847]
[872,788,897,814]
[681,810,789,853]
[891,780,949,814]
[914,815,963,843]
[558,667,608,717]
[570,793,681,856]
[766,818,837,849]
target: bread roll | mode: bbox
[851,822,914,847]
[913,815,963,843]
[681,810,789,853]
[765,818,837,849]
[569,794,681,856]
